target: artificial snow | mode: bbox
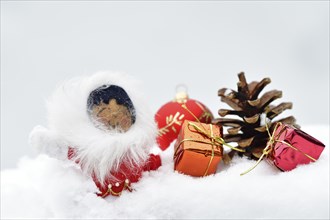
[1,125,329,219]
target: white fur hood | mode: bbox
[43,71,157,181]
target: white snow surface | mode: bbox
[1,125,329,219]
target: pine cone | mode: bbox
[213,72,299,159]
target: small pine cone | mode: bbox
[213,72,299,159]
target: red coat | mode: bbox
[68,148,161,197]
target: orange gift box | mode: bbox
[174,120,223,177]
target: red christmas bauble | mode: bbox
[155,88,214,151]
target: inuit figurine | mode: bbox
[29,72,161,197]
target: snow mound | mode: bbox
[1,126,329,219]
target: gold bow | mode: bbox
[187,122,245,153]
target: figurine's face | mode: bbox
[91,99,133,132]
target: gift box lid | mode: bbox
[175,120,223,155]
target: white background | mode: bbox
[1,1,329,169]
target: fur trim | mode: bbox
[46,71,157,182]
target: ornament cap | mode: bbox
[174,84,189,103]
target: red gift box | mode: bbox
[268,123,325,171]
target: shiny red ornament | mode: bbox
[155,87,214,151]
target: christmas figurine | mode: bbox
[29,72,161,197]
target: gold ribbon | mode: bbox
[181,104,245,153]
[177,105,246,176]
[179,104,245,176]
[187,122,245,153]
[185,122,244,176]
[175,122,218,176]
[240,120,317,176]
[204,123,215,176]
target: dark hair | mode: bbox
[87,85,136,124]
